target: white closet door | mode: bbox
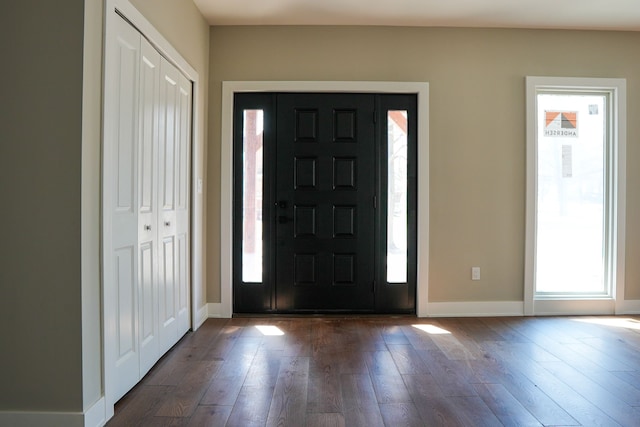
[138,37,161,376]
[176,72,191,335]
[158,58,180,353]
[103,15,141,402]
[104,12,193,409]
[157,58,192,352]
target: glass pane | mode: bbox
[242,110,263,282]
[535,94,606,295]
[387,110,408,283]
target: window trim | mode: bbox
[524,76,626,316]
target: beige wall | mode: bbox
[207,26,640,303]
[0,0,85,412]
[130,0,210,74]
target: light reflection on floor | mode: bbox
[574,317,640,331]
[412,324,451,335]
[255,325,286,336]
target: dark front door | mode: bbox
[233,92,417,314]
[275,94,376,311]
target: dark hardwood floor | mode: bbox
[107,315,640,426]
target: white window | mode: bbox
[525,77,626,315]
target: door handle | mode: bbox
[277,200,288,209]
[144,225,151,231]
[164,221,171,227]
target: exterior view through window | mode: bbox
[535,93,608,296]
[387,110,408,283]
[242,109,263,283]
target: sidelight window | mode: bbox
[242,109,264,283]
[387,110,408,283]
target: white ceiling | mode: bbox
[193,0,640,31]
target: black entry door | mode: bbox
[233,92,417,314]
[275,94,376,311]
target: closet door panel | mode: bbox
[159,235,177,352]
[158,58,180,351]
[177,232,189,333]
[138,241,156,367]
[176,73,191,334]
[104,15,141,403]
[105,14,193,408]
[138,37,161,375]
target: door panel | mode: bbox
[106,17,141,401]
[175,73,191,333]
[177,232,189,333]
[157,58,180,352]
[115,246,136,362]
[138,36,160,376]
[159,235,177,352]
[139,241,157,372]
[275,94,375,311]
[376,95,417,312]
[233,95,275,312]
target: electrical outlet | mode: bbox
[471,267,481,281]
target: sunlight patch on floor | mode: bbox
[255,325,285,336]
[412,324,451,335]
[575,317,640,331]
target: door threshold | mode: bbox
[232,313,417,318]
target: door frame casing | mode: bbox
[220,81,430,317]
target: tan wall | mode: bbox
[208,26,640,303]
[130,0,210,74]
[0,0,85,412]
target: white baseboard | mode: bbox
[201,300,639,319]
[618,299,640,314]
[207,303,223,318]
[84,397,106,427]
[534,299,615,316]
[425,301,524,317]
[195,304,209,329]
[424,299,640,317]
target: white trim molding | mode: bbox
[207,303,224,318]
[426,301,524,317]
[533,299,615,316]
[83,397,106,427]
[617,299,640,315]
[196,304,209,328]
[221,81,430,318]
[0,399,105,427]
[525,76,627,316]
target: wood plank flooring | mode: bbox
[107,316,640,426]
